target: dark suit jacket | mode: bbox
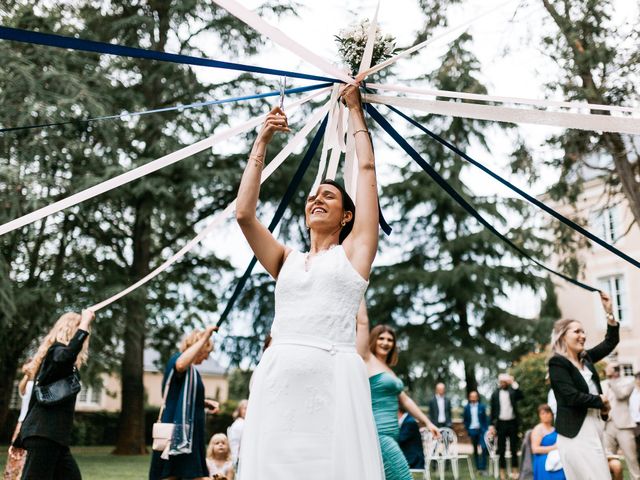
[548,322,619,438]
[463,402,489,432]
[428,395,452,427]
[398,414,425,469]
[20,329,89,446]
[490,386,524,426]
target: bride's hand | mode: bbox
[256,106,290,145]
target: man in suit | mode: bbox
[463,390,489,474]
[428,382,452,429]
[604,363,640,480]
[490,373,523,479]
[398,408,425,469]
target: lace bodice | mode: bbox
[271,245,368,344]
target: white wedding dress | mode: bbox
[237,245,384,480]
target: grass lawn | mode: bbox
[0,446,634,479]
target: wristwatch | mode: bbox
[606,313,615,322]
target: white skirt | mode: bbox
[237,335,384,480]
[557,409,611,480]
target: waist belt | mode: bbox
[271,334,356,356]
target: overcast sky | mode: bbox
[182,0,638,364]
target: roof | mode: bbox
[143,348,227,376]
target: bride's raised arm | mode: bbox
[236,106,292,279]
[341,85,379,280]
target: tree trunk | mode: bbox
[0,360,18,441]
[456,301,478,396]
[113,202,151,455]
[463,360,478,397]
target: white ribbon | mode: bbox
[212,0,355,84]
[342,115,358,199]
[0,88,329,237]
[311,85,341,192]
[91,99,332,311]
[364,93,640,135]
[356,0,516,81]
[367,82,640,115]
[358,1,380,76]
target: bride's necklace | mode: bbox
[304,244,337,272]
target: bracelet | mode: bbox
[353,129,370,137]
[250,155,264,167]
[606,312,615,321]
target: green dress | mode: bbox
[369,372,413,480]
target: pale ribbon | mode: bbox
[211,0,355,85]
[364,93,640,135]
[311,85,341,192]
[367,82,640,116]
[90,99,332,311]
[0,88,329,236]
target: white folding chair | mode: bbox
[484,430,500,479]
[421,427,476,480]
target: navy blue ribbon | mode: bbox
[365,103,598,292]
[382,104,640,272]
[0,82,331,134]
[0,26,339,83]
[217,114,329,326]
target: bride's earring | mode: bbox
[340,219,346,227]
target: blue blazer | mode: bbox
[463,402,489,432]
[398,414,425,469]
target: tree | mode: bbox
[513,1,639,253]
[367,31,548,399]
[0,2,110,439]
[0,0,297,452]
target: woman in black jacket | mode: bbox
[548,292,617,480]
[18,309,95,480]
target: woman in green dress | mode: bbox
[356,301,440,479]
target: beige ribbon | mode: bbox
[212,0,355,84]
[0,88,329,237]
[364,93,640,135]
[367,82,640,115]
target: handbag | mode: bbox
[152,370,175,460]
[34,368,81,406]
[545,449,562,472]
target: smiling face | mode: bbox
[375,331,395,359]
[563,321,586,356]
[305,184,352,236]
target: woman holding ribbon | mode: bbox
[234,84,384,479]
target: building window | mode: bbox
[77,383,102,406]
[598,274,627,324]
[592,207,619,243]
[621,363,634,377]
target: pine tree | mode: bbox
[368,33,548,399]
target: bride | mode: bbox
[234,84,384,479]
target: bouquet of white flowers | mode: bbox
[335,19,397,75]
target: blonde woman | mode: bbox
[17,309,95,480]
[227,399,247,466]
[149,326,220,480]
[206,433,235,480]
[548,291,618,480]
